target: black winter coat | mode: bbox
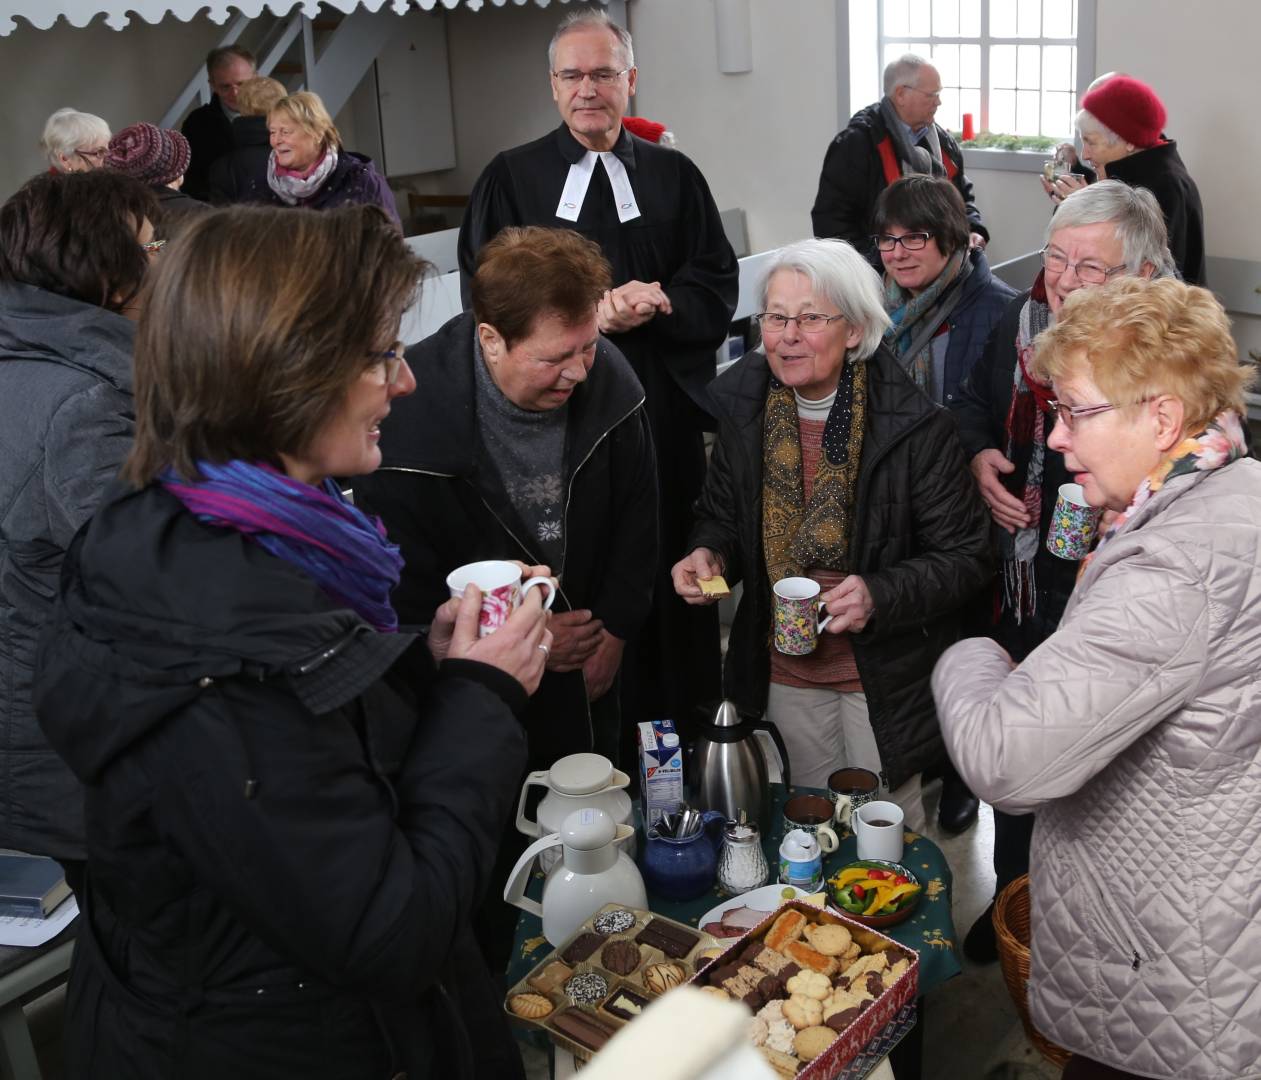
[34,482,529,1080]
[812,102,988,258]
[949,290,1078,659]
[206,115,272,206]
[688,344,992,788]
[1104,140,1205,286]
[353,312,658,770]
[180,95,235,201]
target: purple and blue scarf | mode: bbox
[161,459,403,632]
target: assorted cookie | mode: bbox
[508,991,553,1020]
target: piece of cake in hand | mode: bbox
[698,574,731,599]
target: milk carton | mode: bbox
[637,719,683,829]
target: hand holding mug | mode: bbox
[672,547,725,605]
[820,575,874,634]
[448,584,552,696]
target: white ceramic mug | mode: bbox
[446,559,556,637]
[854,800,904,862]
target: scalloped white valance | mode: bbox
[0,0,587,36]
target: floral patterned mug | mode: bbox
[1045,482,1102,561]
[445,560,556,637]
[772,576,833,655]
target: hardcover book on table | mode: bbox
[0,854,71,918]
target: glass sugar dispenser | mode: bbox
[716,813,769,895]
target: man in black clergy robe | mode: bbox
[458,8,738,756]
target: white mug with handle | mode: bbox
[446,559,556,637]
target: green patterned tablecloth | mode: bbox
[507,783,961,994]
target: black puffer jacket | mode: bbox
[688,344,991,788]
[34,482,528,1080]
[206,115,272,206]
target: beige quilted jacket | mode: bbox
[934,458,1261,1079]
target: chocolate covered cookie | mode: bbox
[561,932,603,964]
[600,939,642,976]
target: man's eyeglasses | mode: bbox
[903,85,942,101]
[753,312,846,335]
[552,68,630,87]
[872,231,932,252]
[1044,397,1152,429]
[76,147,108,166]
[367,343,406,386]
[1040,248,1127,285]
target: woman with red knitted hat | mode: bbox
[1074,74,1205,285]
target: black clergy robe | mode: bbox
[459,123,739,753]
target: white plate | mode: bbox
[698,883,805,931]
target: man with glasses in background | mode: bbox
[947,180,1174,966]
[181,45,257,200]
[812,53,988,261]
[458,8,737,766]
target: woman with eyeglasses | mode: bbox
[40,107,111,173]
[947,180,1177,965]
[671,237,990,821]
[936,277,1261,1080]
[33,205,548,1080]
[0,170,157,874]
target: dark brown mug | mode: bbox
[827,767,880,828]
[782,794,839,853]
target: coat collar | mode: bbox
[377,311,645,479]
[554,122,638,172]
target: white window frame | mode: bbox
[838,0,1097,173]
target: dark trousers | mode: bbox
[994,807,1036,896]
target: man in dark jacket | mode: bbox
[812,54,988,260]
[181,45,256,200]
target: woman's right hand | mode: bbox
[671,547,724,605]
[445,585,552,695]
[970,449,1032,534]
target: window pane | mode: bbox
[960,88,981,127]
[884,42,912,73]
[1016,89,1040,135]
[990,88,1015,133]
[960,44,981,87]
[884,0,909,37]
[1043,0,1076,37]
[939,88,961,131]
[990,0,1015,37]
[1042,90,1072,137]
[1017,0,1042,37]
[909,0,932,36]
[933,0,959,36]
[1017,44,1041,89]
[1043,44,1072,91]
[932,43,960,85]
[959,0,981,36]
[991,44,1016,88]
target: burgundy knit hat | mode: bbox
[105,122,191,186]
[1080,75,1166,149]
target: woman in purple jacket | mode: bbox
[265,91,399,225]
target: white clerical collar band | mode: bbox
[555,150,641,223]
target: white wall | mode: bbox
[0,13,225,199]
[967,165,1052,266]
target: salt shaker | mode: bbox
[717,818,769,895]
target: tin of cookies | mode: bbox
[508,991,554,1020]
[600,939,642,976]
[794,1024,836,1061]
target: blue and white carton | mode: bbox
[637,719,683,829]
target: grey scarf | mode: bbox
[879,96,947,178]
[266,148,339,206]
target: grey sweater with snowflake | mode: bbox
[473,342,568,567]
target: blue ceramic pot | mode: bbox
[641,809,726,901]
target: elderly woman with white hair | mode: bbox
[935,277,1261,1080]
[672,238,990,816]
[1045,74,1204,285]
[40,107,110,173]
[949,179,1178,964]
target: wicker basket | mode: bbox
[993,874,1072,1068]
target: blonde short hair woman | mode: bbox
[264,91,397,222]
[934,277,1261,1079]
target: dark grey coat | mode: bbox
[0,283,135,860]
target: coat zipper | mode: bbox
[1064,842,1147,971]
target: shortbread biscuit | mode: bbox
[783,993,823,1029]
[508,992,554,1019]
[784,970,831,1000]
[803,922,853,956]
[794,1024,836,1061]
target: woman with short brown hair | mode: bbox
[935,277,1261,1080]
[265,91,398,221]
[34,204,549,1079]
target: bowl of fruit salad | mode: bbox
[826,860,922,928]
